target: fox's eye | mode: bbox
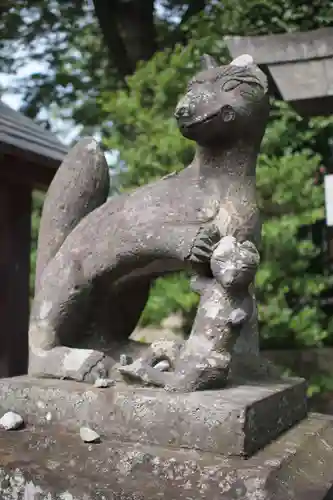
[222,79,241,92]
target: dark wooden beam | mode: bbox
[0,183,11,377]
[0,154,56,190]
[290,96,333,118]
[0,179,32,376]
[0,140,65,170]
[269,58,333,104]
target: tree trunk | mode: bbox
[92,0,208,79]
[92,0,157,79]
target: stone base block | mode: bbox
[0,414,333,499]
[0,376,306,457]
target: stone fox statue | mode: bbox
[29,53,269,383]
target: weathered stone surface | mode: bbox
[0,414,332,499]
[0,376,306,457]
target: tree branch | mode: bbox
[92,0,134,79]
[180,0,207,27]
[168,0,208,47]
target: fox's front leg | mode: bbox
[187,224,220,266]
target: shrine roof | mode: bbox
[0,100,68,168]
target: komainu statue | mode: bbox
[29,52,270,389]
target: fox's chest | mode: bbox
[126,175,220,225]
[215,199,260,243]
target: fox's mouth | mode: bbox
[180,110,221,130]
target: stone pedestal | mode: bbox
[0,376,307,457]
[0,376,332,499]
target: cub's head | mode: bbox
[174,53,269,147]
[211,236,260,290]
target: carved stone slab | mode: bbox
[226,28,333,65]
[0,415,332,499]
[226,28,333,116]
[0,376,306,457]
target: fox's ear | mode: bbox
[200,53,218,70]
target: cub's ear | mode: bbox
[200,53,218,70]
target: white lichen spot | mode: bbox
[207,358,218,367]
[13,469,25,487]
[116,451,150,476]
[230,54,254,67]
[39,301,53,321]
[218,476,233,492]
[243,476,266,499]
[24,481,43,498]
[320,438,333,451]
[28,324,49,357]
[86,139,97,152]
[83,391,98,403]
[285,447,297,455]
[119,354,132,366]
[264,458,281,467]
[62,349,94,371]
[59,492,75,500]
[46,460,59,470]
[46,412,52,421]
[203,301,220,319]
[94,378,110,388]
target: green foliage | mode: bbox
[256,103,333,349]
[30,190,44,299]
[0,1,113,129]
[139,272,198,328]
